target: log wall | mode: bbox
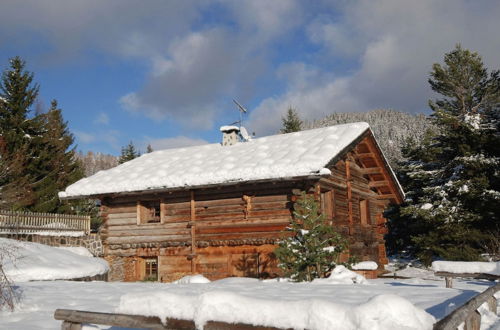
[101,181,301,282]
[100,133,398,282]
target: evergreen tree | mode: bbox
[0,57,40,209]
[146,144,153,153]
[280,107,303,133]
[30,100,84,213]
[119,141,140,164]
[386,45,500,263]
[275,193,347,281]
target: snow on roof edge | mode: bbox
[60,122,380,199]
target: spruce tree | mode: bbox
[146,144,153,153]
[119,141,140,164]
[31,100,84,213]
[386,45,500,263]
[0,57,40,209]
[275,193,347,281]
[280,107,303,133]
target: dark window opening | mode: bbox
[144,257,158,281]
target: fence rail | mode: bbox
[433,282,499,330]
[0,210,90,235]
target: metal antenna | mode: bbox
[233,99,248,127]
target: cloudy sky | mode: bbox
[1,0,499,155]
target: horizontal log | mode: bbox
[197,231,286,241]
[105,218,138,226]
[107,212,137,220]
[54,309,170,329]
[105,206,136,214]
[107,235,190,244]
[106,228,190,237]
[360,167,383,175]
[369,180,390,188]
[196,223,288,235]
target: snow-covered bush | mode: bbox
[275,193,347,281]
[0,242,19,311]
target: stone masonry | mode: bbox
[0,233,104,257]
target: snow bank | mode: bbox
[352,261,378,270]
[1,238,108,282]
[60,123,370,198]
[118,290,434,330]
[432,261,500,275]
[312,265,368,284]
[173,274,210,284]
[56,246,94,257]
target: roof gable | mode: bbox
[60,122,372,199]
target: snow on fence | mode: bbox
[54,309,285,330]
[0,210,90,235]
[433,282,499,330]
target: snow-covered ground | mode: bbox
[0,238,108,282]
[0,277,497,329]
[0,241,498,329]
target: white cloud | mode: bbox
[144,136,208,151]
[94,113,109,125]
[74,131,95,144]
[247,0,500,136]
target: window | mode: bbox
[359,199,370,225]
[143,257,158,281]
[137,200,162,224]
[321,190,335,220]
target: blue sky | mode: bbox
[1,0,499,155]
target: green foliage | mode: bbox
[280,107,302,133]
[0,57,84,214]
[275,193,347,281]
[386,45,500,264]
[119,141,140,164]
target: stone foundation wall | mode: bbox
[0,233,103,257]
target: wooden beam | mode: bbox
[369,180,389,188]
[190,190,196,273]
[375,194,396,200]
[345,160,353,231]
[360,167,382,175]
[356,152,375,159]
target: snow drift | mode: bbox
[1,238,108,282]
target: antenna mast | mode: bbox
[232,99,248,127]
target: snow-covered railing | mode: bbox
[0,210,90,235]
[433,282,499,330]
[54,309,285,330]
[432,261,500,288]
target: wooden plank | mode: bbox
[196,223,288,235]
[190,190,196,272]
[54,309,171,330]
[369,180,389,188]
[106,228,190,237]
[433,283,500,330]
[106,235,190,244]
[360,167,382,175]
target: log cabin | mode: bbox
[59,123,404,282]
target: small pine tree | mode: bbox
[119,141,140,164]
[280,107,303,133]
[275,193,347,281]
[146,144,153,153]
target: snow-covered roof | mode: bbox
[60,122,371,199]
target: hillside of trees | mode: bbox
[75,151,118,177]
[306,109,434,168]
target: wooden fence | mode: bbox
[0,210,90,235]
[54,309,285,330]
[434,282,499,330]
